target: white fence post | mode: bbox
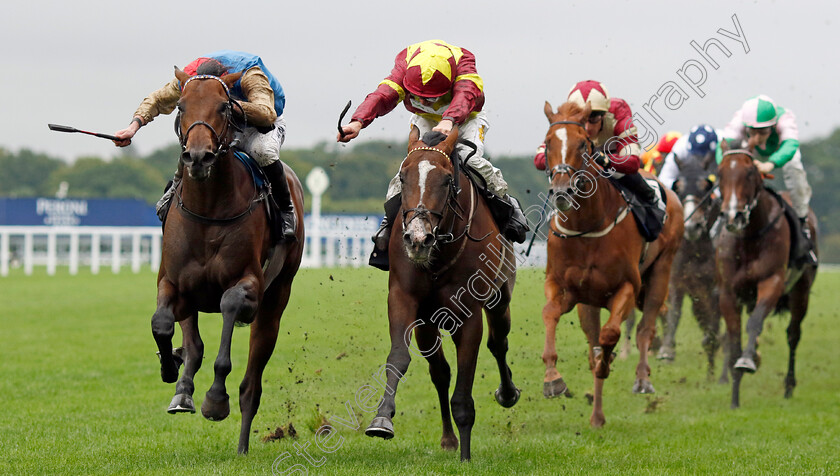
[91,232,101,275]
[1,232,8,276]
[69,231,79,275]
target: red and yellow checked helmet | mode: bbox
[656,131,682,154]
[567,80,611,112]
[404,41,458,98]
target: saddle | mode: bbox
[608,176,668,242]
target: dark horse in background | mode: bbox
[657,154,727,381]
[152,68,304,453]
[364,126,520,461]
[716,142,817,408]
[539,101,683,427]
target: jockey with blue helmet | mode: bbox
[658,124,720,191]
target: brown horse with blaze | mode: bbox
[152,68,304,454]
[540,101,683,427]
[715,141,818,408]
[364,126,520,462]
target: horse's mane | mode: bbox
[422,131,447,147]
[419,131,461,163]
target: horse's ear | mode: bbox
[674,154,683,169]
[544,101,554,122]
[442,125,460,151]
[174,66,190,84]
[408,124,421,149]
[579,102,592,123]
[719,138,730,153]
[222,72,243,90]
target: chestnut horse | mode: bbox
[152,69,304,453]
[364,126,520,461]
[658,155,726,381]
[540,101,683,427]
[716,143,818,408]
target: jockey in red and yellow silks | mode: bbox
[338,39,528,270]
[534,80,658,207]
[351,40,485,128]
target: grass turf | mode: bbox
[1,267,838,475]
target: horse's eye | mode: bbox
[398,173,405,183]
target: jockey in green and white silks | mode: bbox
[715,94,816,265]
[716,95,811,218]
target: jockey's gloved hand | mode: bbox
[592,151,609,168]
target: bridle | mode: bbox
[172,74,265,226]
[175,74,246,159]
[544,120,593,182]
[401,143,489,249]
[720,149,762,224]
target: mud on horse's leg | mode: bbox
[202,276,261,423]
[153,279,179,384]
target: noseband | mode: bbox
[175,74,245,159]
[545,120,594,182]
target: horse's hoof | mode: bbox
[543,378,572,398]
[167,394,195,414]
[441,434,458,451]
[633,379,656,394]
[590,412,606,428]
[784,386,795,399]
[365,416,394,439]
[495,385,521,408]
[656,347,675,361]
[734,357,757,373]
[201,394,230,421]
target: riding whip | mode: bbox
[48,124,120,141]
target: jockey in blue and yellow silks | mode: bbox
[113,51,296,242]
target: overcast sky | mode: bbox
[3,0,837,163]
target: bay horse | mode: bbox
[715,142,818,408]
[658,154,727,381]
[540,101,683,427]
[364,126,520,461]
[152,68,304,453]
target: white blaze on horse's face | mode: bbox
[417,160,436,205]
[554,128,569,164]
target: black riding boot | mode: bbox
[503,195,530,244]
[369,194,402,271]
[617,172,657,205]
[262,161,297,242]
[793,216,818,266]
